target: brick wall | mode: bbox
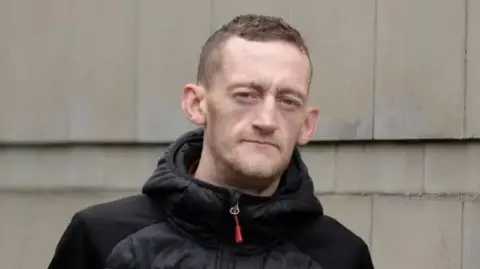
[1,0,479,268]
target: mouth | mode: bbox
[243,140,278,148]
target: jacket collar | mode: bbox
[142,128,323,249]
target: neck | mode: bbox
[193,148,280,197]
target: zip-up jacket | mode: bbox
[48,128,374,269]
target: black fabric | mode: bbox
[48,128,374,269]
[47,195,163,269]
[141,128,324,249]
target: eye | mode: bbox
[279,97,302,109]
[237,92,255,98]
[233,91,259,103]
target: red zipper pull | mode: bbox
[230,203,243,244]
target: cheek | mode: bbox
[278,112,306,142]
[207,101,249,143]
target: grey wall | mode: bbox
[0,0,479,268]
[1,0,478,142]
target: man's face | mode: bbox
[185,37,318,189]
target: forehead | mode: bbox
[218,37,311,94]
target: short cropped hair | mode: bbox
[196,14,312,88]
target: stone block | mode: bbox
[463,199,480,269]
[101,146,163,189]
[68,0,138,141]
[319,195,372,246]
[212,0,290,29]
[374,0,465,139]
[136,0,211,142]
[0,146,166,190]
[466,0,480,137]
[335,144,424,193]
[0,147,70,189]
[0,0,70,141]
[371,197,462,269]
[299,145,335,192]
[424,143,480,193]
[0,192,135,269]
[289,0,376,140]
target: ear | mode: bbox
[297,106,319,146]
[182,83,207,126]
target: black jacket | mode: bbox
[48,128,374,269]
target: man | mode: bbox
[48,14,374,269]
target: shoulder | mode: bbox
[70,194,165,259]
[48,194,166,269]
[76,194,162,223]
[292,214,374,269]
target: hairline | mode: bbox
[198,35,313,91]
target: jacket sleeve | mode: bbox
[356,241,375,269]
[47,212,103,269]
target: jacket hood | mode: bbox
[142,128,323,249]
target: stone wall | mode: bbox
[1,0,479,268]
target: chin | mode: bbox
[226,150,285,178]
[237,162,282,179]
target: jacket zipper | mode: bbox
[229,191,243,244]
[229,202,243,244]
[218,192,242,269]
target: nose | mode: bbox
[252,96,278,134]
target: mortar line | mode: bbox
[460,200,465,269]
[133,0,141,141]
[209,0,215,33]
[372,0,378,138]
[369,195,374,249]
[422,144,426,193]
[463,0,469,138]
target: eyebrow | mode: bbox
[226,81,267,92]
[227,80,307,102]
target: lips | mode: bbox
[244,140,277,148]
